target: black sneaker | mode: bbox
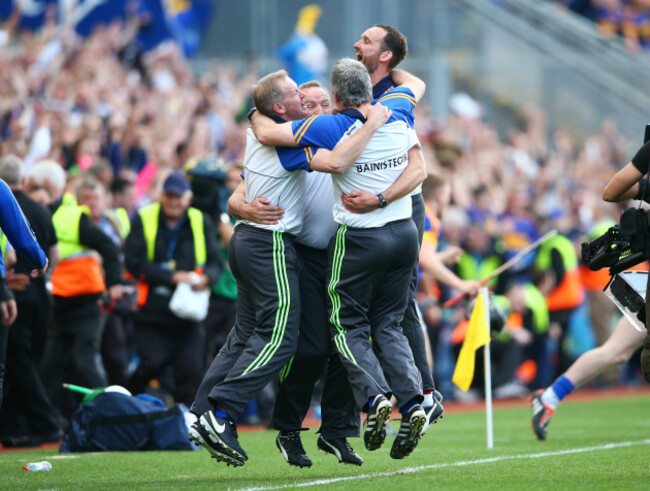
[390,404,427,459]
[421,390,445,435]
[531,389,555,441]
[276,431,312,468]
[317,435,363,466]
[189,420,244,467]
[363,394,391,451]
[198,411,248,466]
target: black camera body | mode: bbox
[581,207,650,274]
[581,124,650,275]
[186,157,232,220]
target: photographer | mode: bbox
[529,144,650,442]
[602,141,650,383]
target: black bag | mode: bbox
[60,392,193,452]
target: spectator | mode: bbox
[76,178,132,387]
[124,171,221,405]
[36,160,123,422]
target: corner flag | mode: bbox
[452,290,491,391]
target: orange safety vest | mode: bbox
[535,235,584,312]
[51,205,105,297]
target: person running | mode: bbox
[532,138,650,440]
[531,316,645,440]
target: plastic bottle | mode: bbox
[22,461,52,472]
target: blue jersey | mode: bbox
[290,86,417,150]
[0,179,47,275]
[374,76,420,195]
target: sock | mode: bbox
[368,397,375,409]
[422,391,434,408]
[399,397,419,416]
[215,408,230,419]
[542,375,574,410]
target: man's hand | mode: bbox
[108,284,124,302]
[6,269,30,291]
[191,274,210,291]
[30,258,48,279]
[509,325,534,346]
[243,197,285,225]
[172,271,195,284]
[438,246,463,265]
[365,103,392,129]
[341,190,380,214]
[0,299,17,326]
[458,280,481,297]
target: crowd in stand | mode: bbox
[556,0,650,53]
[0,14,642,446]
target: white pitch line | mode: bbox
[239,439,650,491]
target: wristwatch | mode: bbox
[376,193,388,209]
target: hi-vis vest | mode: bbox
[51,205,106,297]
[457,251,502,288]
[0,229,6,258]
[534,234,584,311]
[106,208,131,240]
[135,203,206,307]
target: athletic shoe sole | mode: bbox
[364,398,392,451]
[391,408,427,459]
[198,414,248,466]
[189,424,244,467]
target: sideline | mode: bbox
[240,439,650,491]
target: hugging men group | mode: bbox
[188,25,446,468]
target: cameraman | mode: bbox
[602,141,650,383]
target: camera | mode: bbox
[580,207,650,275]
[185,157,232,220]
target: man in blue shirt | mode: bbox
[346,25,465,434]
[0,178,48,411]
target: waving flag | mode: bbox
[452,290,491,391]
[0,0,211,56]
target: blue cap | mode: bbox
[163,171,191,195]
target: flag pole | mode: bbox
[481,287,494,449]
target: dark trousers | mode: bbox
[401,193,435,392]
[128,320,204,406]
[0,295,59,438]
[272,243,359,439]
[40,308,107,419]
[191,225,300,419]
[100,312,132,387]
[0,324,6,411]
[327,219,422,410]
[204,295,237,365]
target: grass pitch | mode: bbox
[1,392,649,490]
